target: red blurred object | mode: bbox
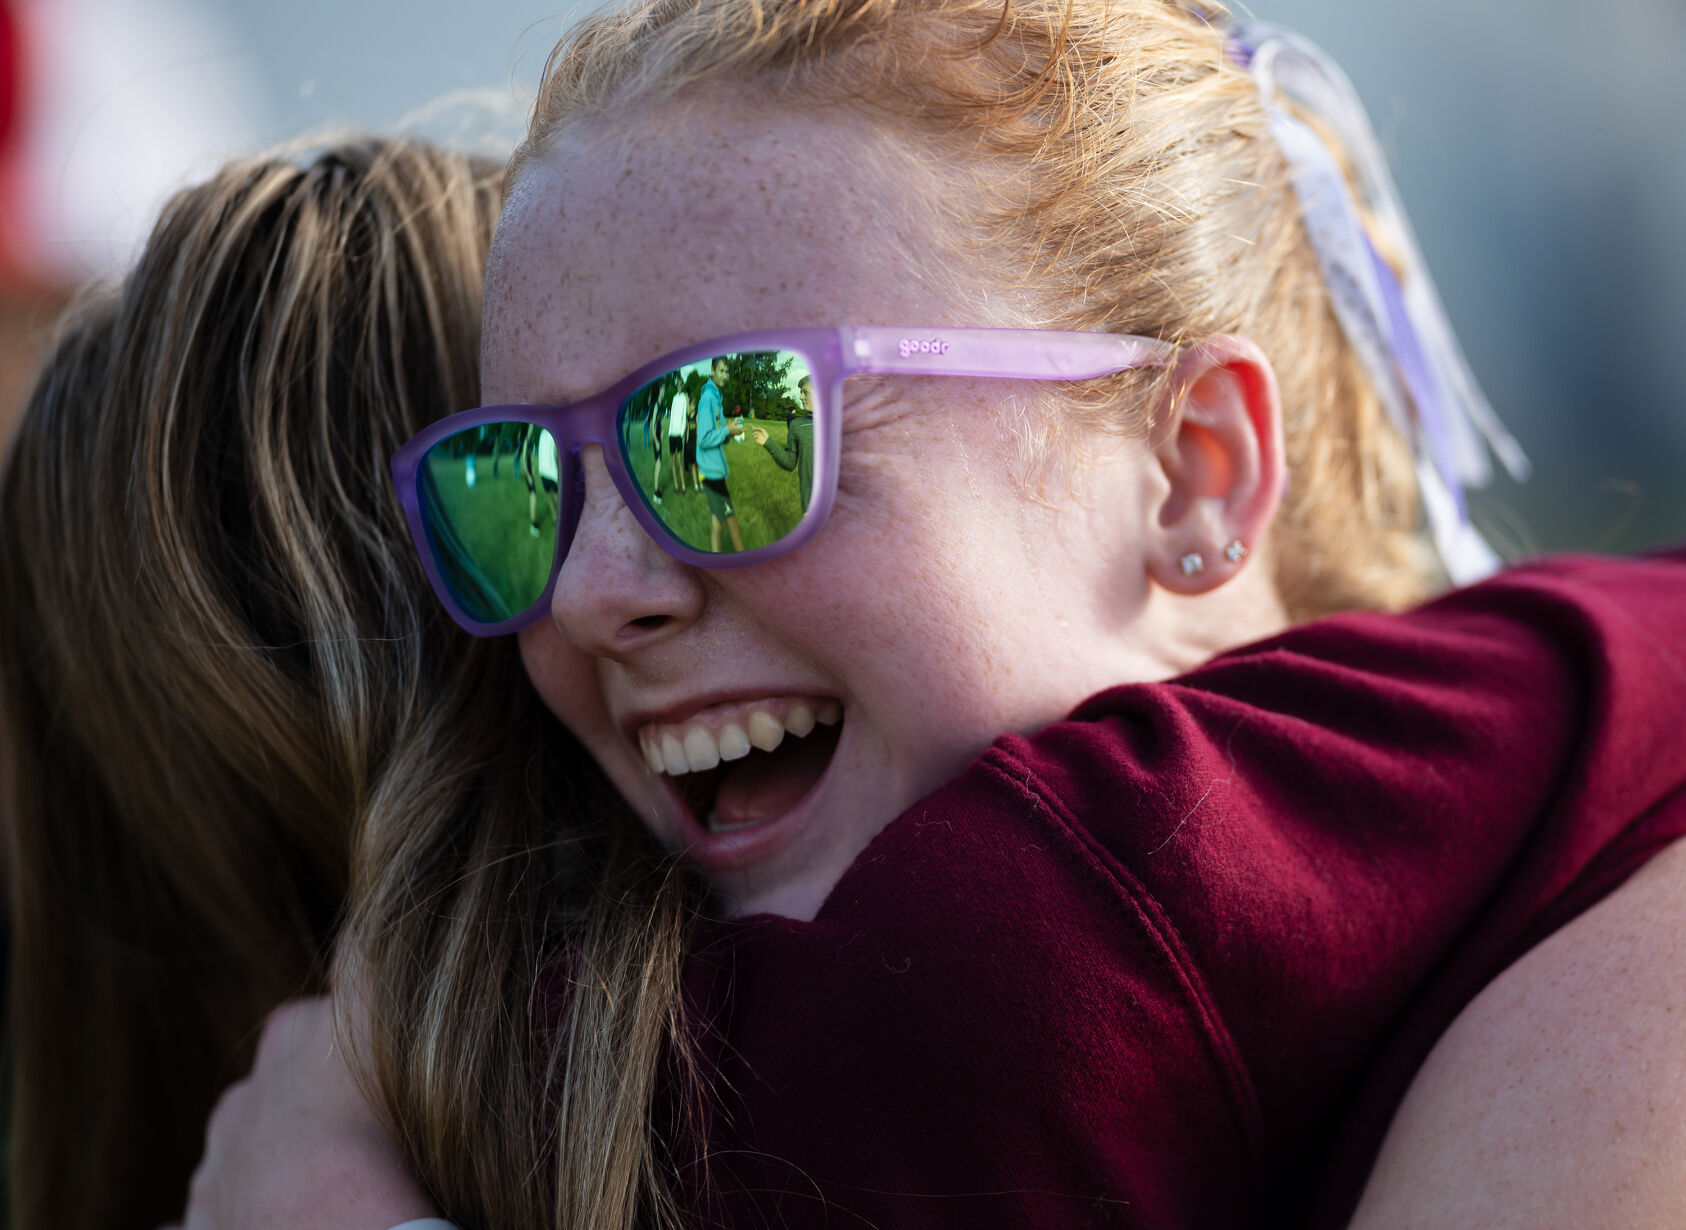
[0,1,18,146]
[0,0,31,289]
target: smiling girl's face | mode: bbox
[484,95,1279,920]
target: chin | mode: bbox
[714,867,836,923]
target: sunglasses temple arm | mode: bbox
[838,326,1177,381]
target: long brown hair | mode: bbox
[0,137,621,1230]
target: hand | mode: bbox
[171,995,437,1230]
[751,426,769,446]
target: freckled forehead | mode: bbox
[480,95,943,405]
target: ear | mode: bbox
[1144,335,1285,595]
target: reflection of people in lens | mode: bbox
[645,393,663,497]
[752,372,814,510]
[521,422,559,537]
[696,355,745,551]
[654,375,688,502]
[685,393,699,489]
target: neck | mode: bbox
[1140,547,1292,680]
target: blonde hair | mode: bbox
[516,0,1438,619]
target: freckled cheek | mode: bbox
[772,548,1009,726]
[876,552,1045,733]
[886,490,1007,620]
[751,437,1023,714]
[519,626,677,834]
[518,624,617,748]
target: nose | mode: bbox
[549,445,705,657]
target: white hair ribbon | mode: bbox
[1226,21,1530,585]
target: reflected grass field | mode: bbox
[426,455,558,616]
[624,418,804,553]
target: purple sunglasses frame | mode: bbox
[392,325,1178,636]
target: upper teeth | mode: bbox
[747,711,784,751]
[719,722,751,760]
[639,697,840,776]
[682,726,719,772]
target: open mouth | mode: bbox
[637,697,843,834]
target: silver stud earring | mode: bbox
[1179,552,1206,577]
[1225,540,1247,564]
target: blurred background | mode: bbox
[1,0,1681,553]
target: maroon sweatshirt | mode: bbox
[647,550,1686,1229]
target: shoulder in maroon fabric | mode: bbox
[671,773,1262,1229]
[657,548,1686,1229]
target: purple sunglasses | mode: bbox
[391,325,1177,636]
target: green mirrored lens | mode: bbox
[419,422,559,624]
[617,350,815,555]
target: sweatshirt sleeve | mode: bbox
[660,549,1686,1230]
[762,433,797,471]
[696,388,729,449]
[1005,547,1686,1219]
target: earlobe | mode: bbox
[1145,335,1285,595]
